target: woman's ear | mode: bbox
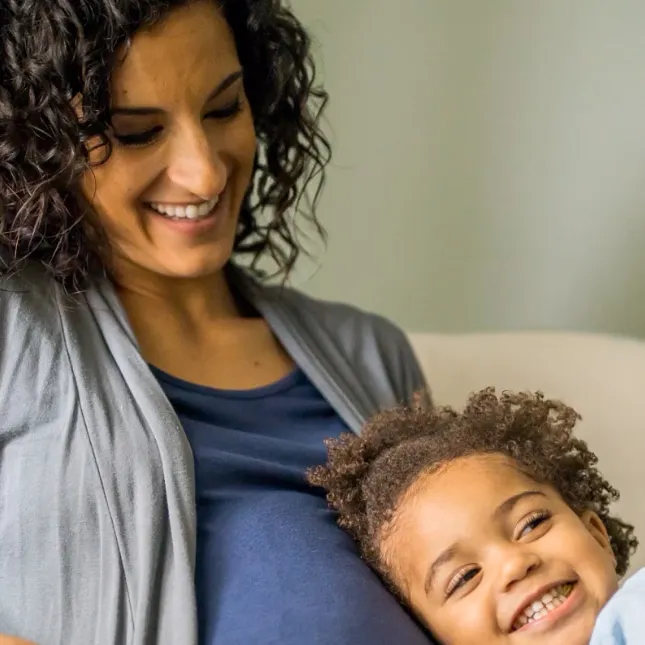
[581,510,616,566]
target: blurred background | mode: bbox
[287,0,645,336]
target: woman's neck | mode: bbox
[110,259,294,389]
[112,260,243,332]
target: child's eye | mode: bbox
[517,510,552,539]
[445,566,480,597]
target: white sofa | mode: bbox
[408,331,645,575]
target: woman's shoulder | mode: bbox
[262,283,409,347]
[0,264,64,328]
[256,282,430,408]
[0,266,72,409]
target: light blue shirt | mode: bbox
[590,569,645,644]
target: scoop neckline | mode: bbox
[149,364,305,400]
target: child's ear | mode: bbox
[581,510,616,566]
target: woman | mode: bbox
[0,1,432,644]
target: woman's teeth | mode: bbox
[148,197,219,220]
[512,583,574,631]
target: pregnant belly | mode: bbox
[195,491,434,645]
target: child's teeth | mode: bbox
[513,583,574,631]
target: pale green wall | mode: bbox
[288,0,645,336]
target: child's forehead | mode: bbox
[417,452,536,487]
[401,453,556,527]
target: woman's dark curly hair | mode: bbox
[0,0,329,290]
[308,388,638,588]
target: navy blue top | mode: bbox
[153,366,431,645]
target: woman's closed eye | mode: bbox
[205,97,243,120]
[445,566,481,598]
[113,125,164,147]
[112,98,244,148]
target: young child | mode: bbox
[308,388,642,644]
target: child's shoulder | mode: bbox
[621,567,645,592]
[590,569,645,644]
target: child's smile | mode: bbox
[385,454,618,644]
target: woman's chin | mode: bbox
[114,247,235,284]
[154,256,232,280]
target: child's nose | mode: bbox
[498,549,542,592]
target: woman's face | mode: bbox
[81,0,256,282]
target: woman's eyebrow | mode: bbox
[109,69,244,117]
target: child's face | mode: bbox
[383,454,618,645]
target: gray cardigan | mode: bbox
[0,265,428,645]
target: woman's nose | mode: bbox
[166,126,227,198]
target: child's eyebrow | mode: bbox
[423,490,547,594]
[492,490,547,521]
[425,544,459,594]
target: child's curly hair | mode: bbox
[308,388,638,586]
